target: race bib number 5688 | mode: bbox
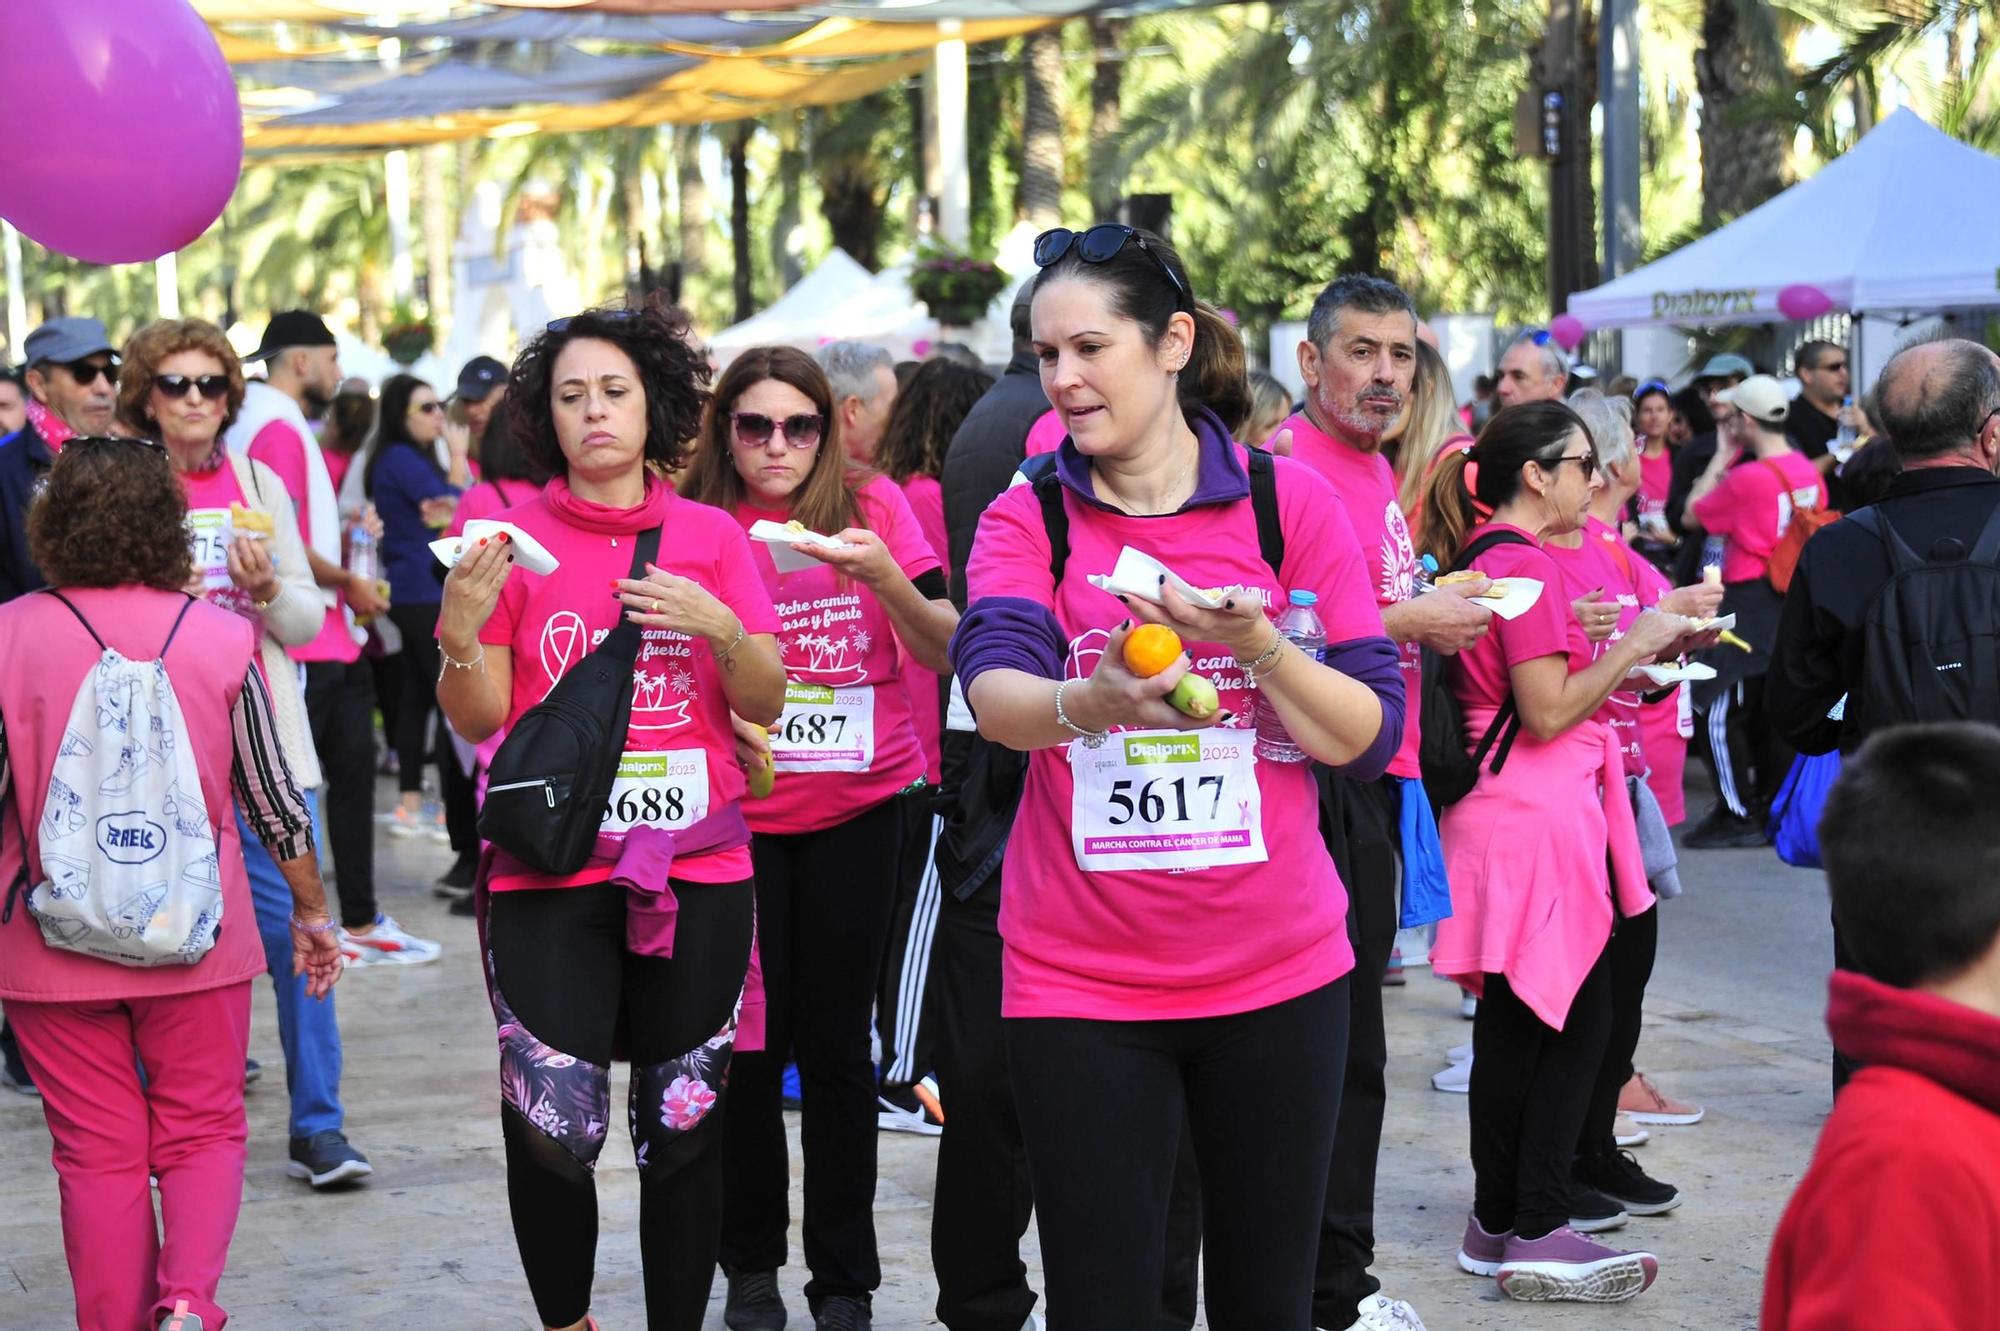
[1069,730,1266,873]
[600,749,708,835]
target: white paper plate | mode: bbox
[429,519,560,575]
[1462,577,1544,621]
[1689,612,1736,634]
[1085,546,1258,612]
[1634,660,1718,686]
[748,519,856,574]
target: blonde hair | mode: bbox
[1392,340,1466,517]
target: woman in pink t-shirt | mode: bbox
[954,226,1406,1329]
[435,305,788,1331]
[1628,381,1678,567]
[1415,401,1686,1305]
[678,345,959,1327]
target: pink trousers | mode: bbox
[9,982,252,1331]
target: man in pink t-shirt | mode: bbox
[1285,275,1493,1331]
[228,312,401,942]
[1682,375,1826,848]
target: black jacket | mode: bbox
[1766,464,2000,755]
[0,420,54,603]
[940,349,1048,610]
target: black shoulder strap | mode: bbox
[1453,527,1534,574]
[1969,503,2000,566]
[43,589,107,653]
[159,595,199,658]
[1847,507,1923,576]
[1446,528,1531,776]
[1025,455,1068,585]
[1245,447,1285,580]
[600,525,665,664]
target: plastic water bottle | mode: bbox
[1409,554,1439,598]
[1254,590,1326,764]
[347,520,378,584]
[1833,393,1859,460]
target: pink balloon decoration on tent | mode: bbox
[1549,313,1588,351]
[911,339,934,358]
[1777,284,1833,322]
[0,0,243,265]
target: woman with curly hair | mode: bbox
[0,437,339,1331]
[118,317,385,1183]
[435,304,786,1331]
[680,346,958,1331]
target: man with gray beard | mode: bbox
[1275,275,1492,1331]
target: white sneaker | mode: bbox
[1445,1041,1472,1063]
[877,1093,943,1136]
[1339,1293,1428,1331]
[1459,992,1478,1020]
[1614,1113,1650,1148]
[340,913,442,966]
[1431,1057,1471,1093]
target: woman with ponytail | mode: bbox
[1421,402,1686,1306]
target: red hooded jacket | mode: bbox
[1763,970,2000,1329]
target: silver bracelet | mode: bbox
[438,644,485,680]
[1054,679,1109,748]
[1235,630,1283,681]
[713,624,747,663]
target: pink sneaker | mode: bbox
[1495,1226,1658,1303]
[1456,1213,1511,1277]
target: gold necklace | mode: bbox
[1099,443,1198,516]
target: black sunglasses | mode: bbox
[153,373,231,402]
[68,434,163,452]
[1033,225,1194,314]
[731,411,824,450]
[59,359,118,387]
[1541,450,1600,477]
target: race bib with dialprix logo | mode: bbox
[769,682,876,773]
[599,749,709,835]
[1069,729,1266,873]
[187,509,234,591]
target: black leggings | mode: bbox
[487,878,754,1330]
[1007,980,1349,1331]
[721,795,905,1309]
[1578,907,1659,1160]
[1469,945,1614,1241]
[389,601,477,853]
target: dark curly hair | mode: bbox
[507,303,711,480]
[29,437,194,591]
[875,358,994,485]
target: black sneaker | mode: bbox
[1682,806,1770,849]
[1576,1148,1682,1216]
[0,1025,38,1097]
[287,1131,374,1189]
[434,853,478,899]
[814,1296,871,1331]
[1568,1184,1629,1233]
[724,1269,787,1331]
[448,892,477,918]
[243,1057,262,1087]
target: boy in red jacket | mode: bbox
[1763,723,2000,1330]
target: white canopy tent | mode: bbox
[707,249,879,360]
[1568,110,2000,331]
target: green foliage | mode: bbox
[909,243,1011,321]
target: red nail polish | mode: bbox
[478,538,488,546]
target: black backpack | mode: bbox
[1416,527,1532,807]
[933,449,1286,900]
[1848,505,2000,734]
[478,526,661,874]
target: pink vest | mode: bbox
[0,588,267,1003]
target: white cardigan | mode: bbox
[226,450,325,790]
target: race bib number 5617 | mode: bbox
[1069,730,1266,872]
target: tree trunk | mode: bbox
[1019,29,1066,227]
[1086,17,1128,221]
[676,125,710,280]
[1694,0,1788,227]
[420,144,452,344]
[621,133,647,302]
[771,113,805,290]
[731,122,755,324]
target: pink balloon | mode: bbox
[1777,284,1833,322]
[0,0,242,265]
[910,338,933,358]
[1549,313,1588,352]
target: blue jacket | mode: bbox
[367,441,458,607]
[0,421,55,603]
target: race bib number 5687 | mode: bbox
[1069,730,1266,873]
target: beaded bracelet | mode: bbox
[1236,630,1284,682]
[1054,679,1109,748]
[291,915,338,935]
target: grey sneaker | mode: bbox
[286,1131,374,1189]
[160,1300,205,1330]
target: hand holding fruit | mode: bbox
[1066,622,1225,737]
[1123,624,1220,719]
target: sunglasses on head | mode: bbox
[69,434,163,453]
[152,373,230,402]
[59,359,118,387]
[732,411,824,450]
[1033,225,1194,315]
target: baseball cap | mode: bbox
[1695,352,1755,381]
[23,317,114,367]
[455,355,508,402]
[245,310,337,364]
[1717,373,1790,425]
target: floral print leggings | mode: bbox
[485,876,754,1331]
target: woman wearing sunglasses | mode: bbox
[1416,402,1688,1305]
[435,303,786,1331]
[363,373,476,869]
[679,345,956,1331]
[116,317,379,1187]
[950,225,1404,1330]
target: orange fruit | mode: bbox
[1123,624,1184,678]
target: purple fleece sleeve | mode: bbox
[1320,634,1405,781]
[949,596,1067,704]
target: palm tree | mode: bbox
[1019,30,1067,228]
[1088,17,1131,220]
[1695,0,1791,226]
